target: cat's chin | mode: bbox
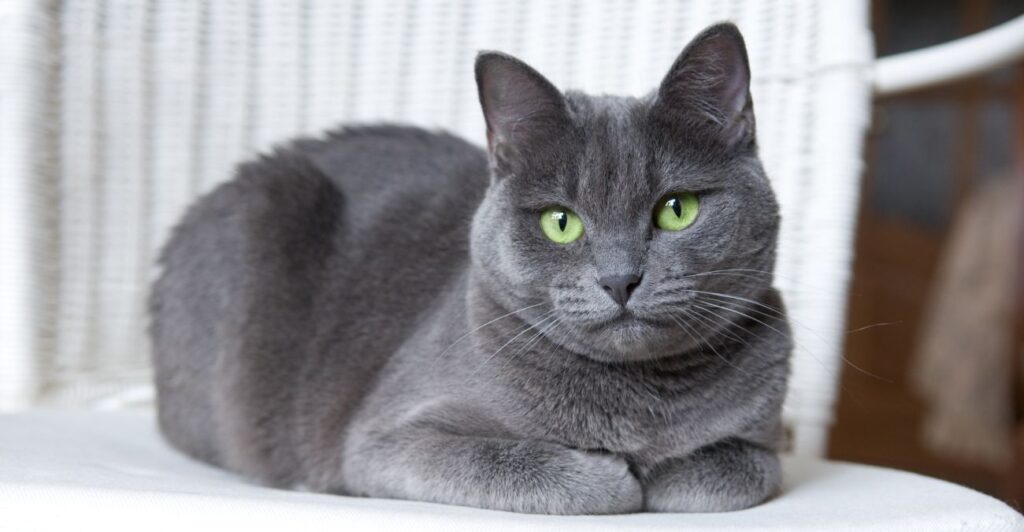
[562,314,683,363]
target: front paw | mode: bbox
[553,449,644,514]
[343,427,644,515]
[644,440,781,512]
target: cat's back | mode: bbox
[295,125,488,203]
[150,125,488,483]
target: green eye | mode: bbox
[655,192,700,231]
[540,207,584,244]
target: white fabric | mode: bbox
[2,0,875,455]
[1,412,1020,531]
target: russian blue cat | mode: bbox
[151,23,791,514]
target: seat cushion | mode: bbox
[1,412,1020,531]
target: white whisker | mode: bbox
[468,311,559,379]
[495,316,564,374]
[692,291,890,383]
[697,299,887,389]
[669,311,753,378]
[436,301,548,358]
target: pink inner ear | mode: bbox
[695,31,750,120]
[722,110,752,148]
[718,53,749,117]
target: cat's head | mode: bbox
[468,23,780,362]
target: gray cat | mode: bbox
[150,23,791,515]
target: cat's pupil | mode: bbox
[557,212,567,231]
[670,198,681,217]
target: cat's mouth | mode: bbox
[582,309,670,331]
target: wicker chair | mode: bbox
[2,0,1022,529]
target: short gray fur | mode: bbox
[150,23,791,515]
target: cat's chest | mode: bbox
[500,357,741,460]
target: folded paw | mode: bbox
[643,440,781,513]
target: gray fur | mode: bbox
[150,23,791,515]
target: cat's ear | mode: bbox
[653,23,755,150]
[475,52,570,167]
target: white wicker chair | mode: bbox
[2,0,1022,529]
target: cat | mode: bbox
[150,22,791,515]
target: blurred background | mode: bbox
[830,0,1023,507]
[1,0,1022,511]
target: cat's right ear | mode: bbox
[475,52,570,170]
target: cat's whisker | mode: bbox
[693,298,863,405]
[695,299,887,391]
[509,315,560,359]
[696,299,873,410]
[468,311,560,379]
[692,291,890,384]
[494,316,564,375]
[687,303,756,351]
[674,267,803,285]
[678,271,771,282]
[695,289,864,364]
[683,305,778,376]
[698,291,828,344]
[678,274,775,289]
[669,311,754,379]
[846,321,902,335]
[695,288,843,338]
[684,289,785,316]
[436,301,549,358]
[690,267,774,274]
[692,290,852,372]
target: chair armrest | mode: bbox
[874,14,1024,96]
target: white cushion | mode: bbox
[1,412,1020,531]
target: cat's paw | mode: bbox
[645,476,774,513]
[341,426,643,515]
[643,440,780,513]
[546,449,643,515]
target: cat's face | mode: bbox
[469,24,780,362]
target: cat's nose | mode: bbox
[599,274,642,307]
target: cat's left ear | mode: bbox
[653,23,755,150]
